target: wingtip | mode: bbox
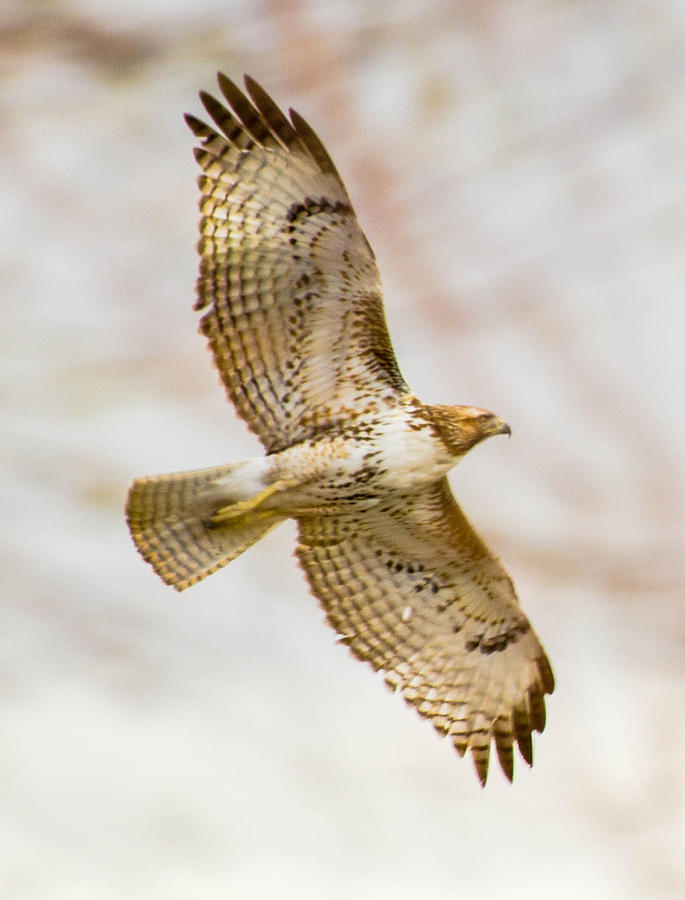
[517,734,534,768]
[217,71,242,103]
[198,90,216,114]
[540,656,556,695]
[474,760,488,788]
[243,73,258,92]
[184,112,208,136]
[496,748,515,783]
[471,744,491,787]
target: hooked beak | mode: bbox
[491,417,512,438]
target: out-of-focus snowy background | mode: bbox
[3,1,684,897]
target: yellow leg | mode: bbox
[207,480,289,526]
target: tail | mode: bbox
[125,463,285,591]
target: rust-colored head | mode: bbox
[426,404,511,457]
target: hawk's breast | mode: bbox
[266,408,457,510]
[369,414,455,492]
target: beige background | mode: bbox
[3,1,684,897]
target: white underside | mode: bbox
[211,410,457,514]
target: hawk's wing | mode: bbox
[296,477,554,785]
[185,75,410,454]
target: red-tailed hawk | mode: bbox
[126,73,554,785]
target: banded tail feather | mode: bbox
[126,464,285,591]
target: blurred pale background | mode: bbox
[3,1,684,897]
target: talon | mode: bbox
[207,480,289,527]
[209,498,254,524]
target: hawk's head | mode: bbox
[427,404,511,457]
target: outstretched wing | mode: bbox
[296,478,554,785]
[185,74,410,454]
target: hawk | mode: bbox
[126,73,554,785]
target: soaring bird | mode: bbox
[126,73,554,785]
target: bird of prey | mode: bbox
[126,73,554,785]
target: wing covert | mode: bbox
[186,74,410,453]
[295,478,554,785]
